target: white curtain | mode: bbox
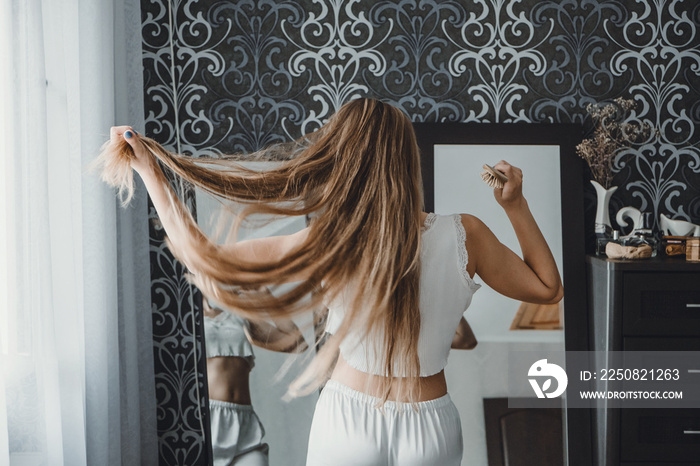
[0,0,156,464]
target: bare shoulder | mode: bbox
[458,213,481,232]
[458,213,492,243]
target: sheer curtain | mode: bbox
[0,0,156,464]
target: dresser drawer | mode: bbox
[623,336,700,351]
[620,408,700,463]
[622,273,700,336]
[620,337,700,462]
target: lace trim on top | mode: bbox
[421,212,438,233]
[452,214,481,290]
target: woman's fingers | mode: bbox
[109,125,139,144]
[109,125,152,174]
[110,126,127,140]
[113,125,143,154]
[493,160,523,185]
[492,160,525,208]
[123,128,140,148]
[110,125,131,140]
[493,160,522,179]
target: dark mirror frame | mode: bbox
[413,122,591,466]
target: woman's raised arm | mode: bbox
[461,160,564,305]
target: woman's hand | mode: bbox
[109,126,155,175]
[451,317,477,350]
[492,160,524,210]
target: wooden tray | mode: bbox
[510,301,562,330]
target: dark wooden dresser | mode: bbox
[586,255,700,466]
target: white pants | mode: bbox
[209,399,269,466]
[306,380,463,466]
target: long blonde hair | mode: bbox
[95,98,425,402]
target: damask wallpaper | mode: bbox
[139,0,700,463]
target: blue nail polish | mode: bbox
[124,130,133,139]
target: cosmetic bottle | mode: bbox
[687,237,700,262]
[597,230,621,256]
[625,212,658,257]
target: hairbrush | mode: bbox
[480,164,508,189]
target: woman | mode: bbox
[97,98,562,465]
[203,296,308,466]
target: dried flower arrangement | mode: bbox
[576,98,654,189]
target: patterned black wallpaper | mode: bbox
[140,0,700,463]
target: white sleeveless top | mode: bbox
[203,310,255,368]
[324,212,481,377]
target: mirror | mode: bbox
[414,122,589,466]
[193,123,589,465]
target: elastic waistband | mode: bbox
[322,379,454,411]
[209,399,255,411]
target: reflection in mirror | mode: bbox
[435,145,564,341]
[196,162,317,466]
[435,144,565,465]
[202,298,269,464]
